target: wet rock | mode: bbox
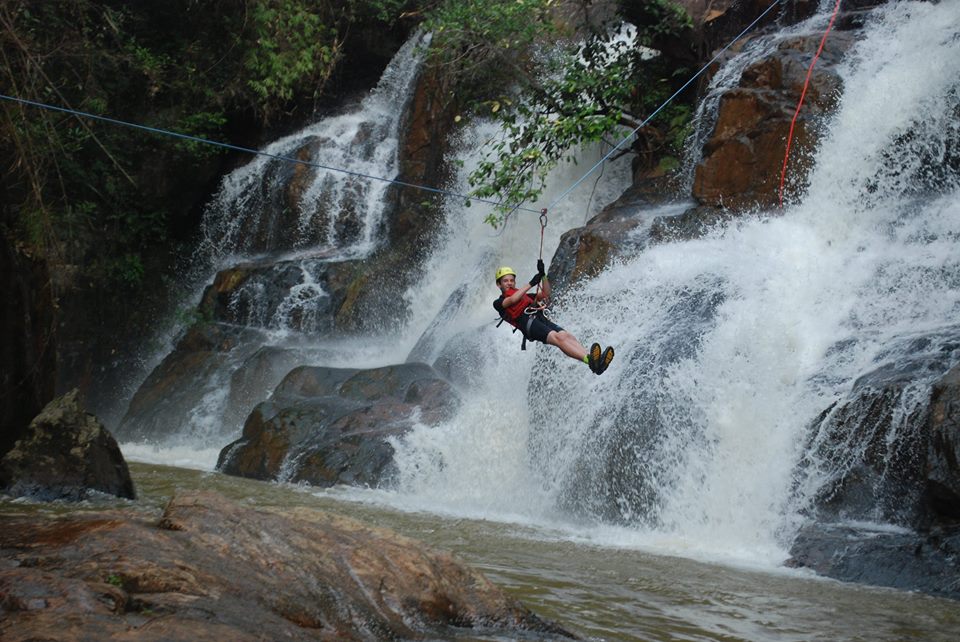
[198,257,360,336]
[549,181,679,291]
[797,332,960,529]
[532,284,725,526]
[115,322,265,444]
[649,204,738,244]
[788,523,960,599]
[224,346,303,432]
[788,332,960,596]
[219,363,460,487]
[430,325,503,390]
[692,30,857,210]
[928,365,960,519]
[0,490,576,640]
[406,283,474,365]
[330,63,462,334]
[1,390,134,501]
[698,0,817,54]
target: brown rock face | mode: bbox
[116,321,265,443]
[549,177,678,291]
[693,30,856,210]
[332,64,459,334]
[1,389,135,501]
[0,490,574,641]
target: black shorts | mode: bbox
[523,314,564,344]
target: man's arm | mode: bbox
[501,281,535,308]
[535,275,550,302]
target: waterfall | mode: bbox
[196,32,429,265]
[119,33,433,464]
[387,0,960,566]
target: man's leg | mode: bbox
[546,330,588,362]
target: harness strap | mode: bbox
[521,315,537,351]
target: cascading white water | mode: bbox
[196,32,429,265]
[399,119,635,362]
[387,0,960,566]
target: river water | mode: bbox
[121,462,958,642]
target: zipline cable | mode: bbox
[2,0,787,222]
[0,92,543,215]
[778,0,843,208]
[546,0,786,213]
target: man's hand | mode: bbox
[537,259,545,276]
[529,273,542,287]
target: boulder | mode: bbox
[788,522,960,600]
[224,346,304,431]
[430,325,504,390]
[0,490,575,640]
[406,283,474,365]
[218,363,460,487]
[796,335,960,529]
[1,390,134,501]
[692,30,857,210]
[787,334,960,596]
[197,257,366,336]
[115,321,265,443]
[649,204,738,244]
[549,179,682,292]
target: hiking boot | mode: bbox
[595,346,615,375]
[588,343,602,373]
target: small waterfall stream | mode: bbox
[198,32,430,263]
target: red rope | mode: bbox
[778,0,843,208]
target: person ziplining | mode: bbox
[493,261,614,375]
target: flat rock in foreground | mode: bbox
[0,490,574,641]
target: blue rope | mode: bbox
[547,0,786,211]
[0,92,543,215]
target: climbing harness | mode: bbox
[778,0,843,208]
[493,210,550,351]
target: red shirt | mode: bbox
[494,287,535,328]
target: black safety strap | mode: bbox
[494,299,532,351]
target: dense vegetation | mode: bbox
[0,0,412,288]
[1,0,696,287]
[422,0,696,223]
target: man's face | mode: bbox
[498,274,516,291]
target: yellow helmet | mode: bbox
[495,266,516,283]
